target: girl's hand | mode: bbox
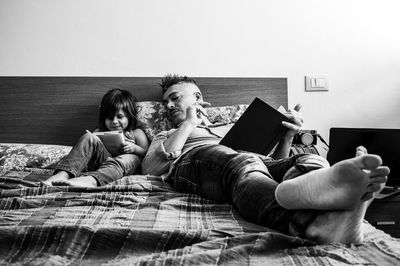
[122,141,136,154]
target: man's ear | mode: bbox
[194,92,202,101]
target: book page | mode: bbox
[277,105,287,114]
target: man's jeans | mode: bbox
[168,144,329,237]
[55,132,141,186]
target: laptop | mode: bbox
[327,127,400,198]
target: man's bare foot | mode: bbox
[275,150,389,210]
[303,147,389,244]
[42,171,71,186]
[51,175,98,188]
[305,201,372,244]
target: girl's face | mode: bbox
[105,109,129,131]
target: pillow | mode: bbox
[136,101,173,141]
[136,101,249,141]
[206,104,249,124]
[0,104,249,170]
[0,143,72,171]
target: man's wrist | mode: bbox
[282,134,294,143]
[180,120,198,130]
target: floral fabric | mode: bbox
[0,103,249,171]
[0,143,71,172]
[136,101,249,141]
[135,101,174,142]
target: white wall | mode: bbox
[1,0,400,140]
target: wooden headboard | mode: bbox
[0,77,287,145]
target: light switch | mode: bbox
[311,78,317,88]
[316,78,326,87]
[305,75,329,91]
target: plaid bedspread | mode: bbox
[1,169,400,265]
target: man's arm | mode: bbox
[142,104,207,175]
[271,104,302,160]
[271,135,294,159]
[141,131,176,176]
[163,101,210,153]
[142,121,197,175]
[163,120,197,153]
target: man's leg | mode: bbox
[275,149,388,210]
[276,147,389,244]
[169,144,322,237]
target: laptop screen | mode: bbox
[327,127,400,187]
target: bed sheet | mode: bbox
[1,168,400,265]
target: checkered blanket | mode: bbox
[1,168,400,265]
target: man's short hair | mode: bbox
[159,74,198,94]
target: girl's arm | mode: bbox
[123,129,149,157]
[133,128,150,156]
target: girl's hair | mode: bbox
[98,88,138,132]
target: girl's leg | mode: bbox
[57,132,111,175]
[43,133,111,185]
[85,154,142,186]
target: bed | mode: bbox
[0,77,399,265]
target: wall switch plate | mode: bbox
[305,75,329,91]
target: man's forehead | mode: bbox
[163,83,200,99]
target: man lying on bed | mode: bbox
[141,74,390,245]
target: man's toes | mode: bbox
[369,175,388,184]
[356,146,368,156]
[366,183,384,193]
[370,166,390,177]
[354,155,382,170]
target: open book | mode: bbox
[92,130,125,156]
[219,97,291,155]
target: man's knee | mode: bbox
[182,145,268,175]
[295,153,330,169]
[283,154,330,181]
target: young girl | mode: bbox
[43,88,149,187]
